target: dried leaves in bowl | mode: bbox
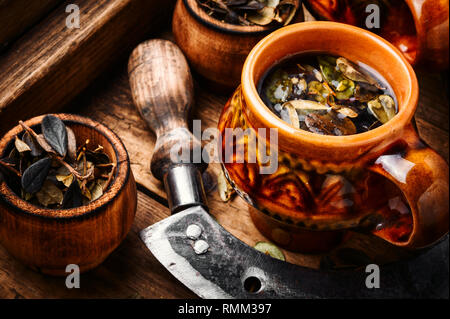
[259,53,398,135]
[197,0,298,26]
[0,115,116,209]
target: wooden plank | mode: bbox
[0,191,195,298]
[0,0,63,51]
[0,0,176,135]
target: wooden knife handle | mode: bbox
[128,39,205,181]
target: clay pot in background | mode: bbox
[172,0,304,91]
[303,0,449,70]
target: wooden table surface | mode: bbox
[0,28,448,299]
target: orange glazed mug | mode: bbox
[218,22,449,252]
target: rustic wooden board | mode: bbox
[0,0,176,136]
[0,8,448,299]
[0,0,63,51]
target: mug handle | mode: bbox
[367,124,449,249]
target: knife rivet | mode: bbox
[193,240,209,255]
[186,224,202,240]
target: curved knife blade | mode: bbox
[140,206,449,299]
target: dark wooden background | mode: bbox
[0,2,448,298]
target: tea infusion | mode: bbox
[259,54,397,135]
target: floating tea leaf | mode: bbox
[21,157,52,194]
[336,57,385,90]
[284,99,329,111]
[259,53,397,135]
[335,106,359,118]
[281,103,300,128]
[335,79,355,100]
[41,115,68,157]
[298,64,322,82]
[368,94,396,124]
[354,84,377,102]
[305,112,356,136]
[308,81,331,103]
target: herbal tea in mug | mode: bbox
[218,22,449,253]
[258,54,397,135]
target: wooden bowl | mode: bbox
[0,114,137,275]
[172,0,304,91]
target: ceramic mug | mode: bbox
[218,22,449,252]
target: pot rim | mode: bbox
[241,21,419,153]
[183,0,288,35]
[0,114,130,220]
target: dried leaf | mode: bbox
[91,182,104,201]
[56,173,74,188]
[62,179,83,209]
[368,95,396,124]
[354,84,377,102]
[66,127,77,162]
[254,241,285,261]
[276,0,298,25]
[21,157,52,194]
[307,81,332,103]
[218,170,235,202]
[318,56,356,99]
[265,69,292,104]
[280,103,300,128]
[335,79,355,100]
[283,99,329,111]
[298,64,322,82]
[36,180,64,207]
[41,115,68,157]
[305,112,356,136]
[247,6,276,25]
[36,134,55,154]
[336,57,385,90]
[335,106,359,118]
[22,132,43,157]
[14,136,31,153]
[81,183,92,201]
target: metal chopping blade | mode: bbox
[140,206,449,299]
